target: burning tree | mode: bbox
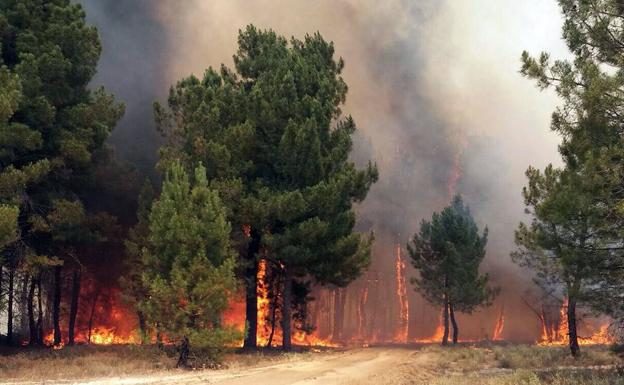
[407,195,498,345]
[0,0,125,347]
[155,25,378,350]
[139,161,238,367]
[515,0,624,356]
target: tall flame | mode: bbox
[538,298,613,346]
[394,244,409,343]
[493,308,505,340]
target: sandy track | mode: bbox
[3,347,423,385]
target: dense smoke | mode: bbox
[80,0,570,341]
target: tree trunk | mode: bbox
[442,296,449,346]
[28,276,37,345]
[281,267,293,351]
[176,336,190,368]
[449,302,459,344]
[137,310,147,343]
[36,276,43,345]
[243,228,261,349]
[20,273,29,333]
[68,268,81,345]
[266,272,281,348]
[567,297,580,357]
[53,265,62,345]
[7,266,14,346]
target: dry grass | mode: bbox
[343,344,622,385]
[492,345,618,369]
[411,344,622,385]
[0,345,173,381]
[417,370,624,385]
[0,344,323,382]
[0,343,621,384]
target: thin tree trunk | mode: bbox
[243,228,261,349]
[176,336,190,368]
[68,268,81,345]
[281,267,293,351]
[53,265,62,345]
[28,276,37,345]
[266,271,281,348]
[36,276,43,344]
[449,302,459,344]
[442,295,449,346]
[20,273,28,333]
[567,297,580,357]
[137,310,147,343]
[7,266,14,346]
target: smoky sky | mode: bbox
[80,0,168,175]
[79,0,572,339]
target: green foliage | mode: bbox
[408,195,498,312]
[0,0,124,270]
[0,204,18,251]
[517,0,624,332]
[139,161,238,349]
[156,25,378,346]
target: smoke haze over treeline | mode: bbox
[79,0,571,341]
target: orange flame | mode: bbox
[493,308,505,340]
[394,244,409,343]
[538,298,613,346]
[414,309,445,343]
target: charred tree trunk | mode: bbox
[442,295,449,346]
[53,265,62,345]
[36,276,43,344]
[567,297,580,357]
[68,268,81,345]
[19,273,28,333]
[449,302,458,344]
[6,266,14,346]
[266,271,281,348]
[176,336,190,368]
[137,310,147,343]
[28,276,37,345]
[243,228,261,349]
[281,267,293,351]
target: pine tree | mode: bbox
[155,25,378,350]
[0,0,124,345]
[517,0,624,354]
[139,161,238,367]
[408,195,498,345]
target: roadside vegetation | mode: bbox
[1,344,621,384]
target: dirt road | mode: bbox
[3,347,430,385]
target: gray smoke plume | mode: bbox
[80,0,570,341]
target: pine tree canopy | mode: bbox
[156,24,378,287]
[408,195,498,313]
[139,161,238,348]
[0,0,124,264]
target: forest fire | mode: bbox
[412,316,445,343]
[394,244,409,343]
[493,309,505,341]
[537,299,613,346]
[43,327,139,348]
